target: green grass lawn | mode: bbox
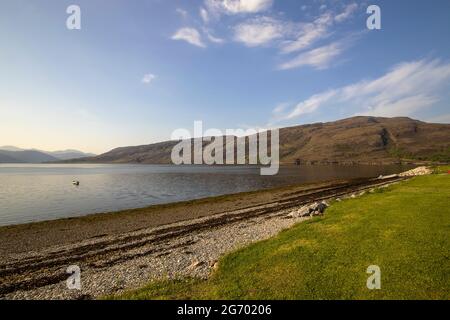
[432,165,450,174]
[113,173,450,300]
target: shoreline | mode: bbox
[0,180,339,255]
[0,162,419,228]
[54,158,446,166]
[0,175,408,299]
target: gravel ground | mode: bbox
[4,207,307,300]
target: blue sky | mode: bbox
[1,0,450,154]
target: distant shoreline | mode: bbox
[0,179,334,242]
[0,163,418,227]
[54,160,444,166]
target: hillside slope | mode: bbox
[0,150,59,163]
[0,147,95,162]
[66,116,450,165]
[0,152,24,163]
[278,116,450,164]
[44,150,96,160]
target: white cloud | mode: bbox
[278,41,344,70]
[273,59,450,121]
[281,4,358,54]
[233,13,329,51]
[206,0,273,15]
[170,1,359,72]
[268,102,292,124]
[204,28,225,43]
[171,2,359,72]
[279,90,338,119]
[171,28,206,48]
[359,95,438,117]
[229,4,359,55]
[141,73,156,84]
[200,7,209,23]
[273,102,290,114]
[176,8,188,19]
[335,3,358,23]
[233,16,289,47]
[280,14,332,54]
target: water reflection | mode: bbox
[0,163,414,226]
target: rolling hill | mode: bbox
[0,152,24,163]
[0,150,59,163]
[0,147,95,163]
[63,116,450,165]
[45,150,96,160]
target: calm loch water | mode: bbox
[0,163,414,226]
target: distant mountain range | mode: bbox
[62,116,450,165]
[0,146,95,163]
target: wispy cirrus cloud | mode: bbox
[205,0,273,16]
[200,7,209,23]
[176,8,188,19]
[280,3,359,54]
[171,27,206,48]
[268,102,292,125]
[173,2,361,69]
[278,41,345,70]
[229,3,360,69]
[141,73,156,84]
[233,16,290,47]
[272,59,450,121]
[203,27,225,43]
[279,12,334,54]
[335,3,358,23]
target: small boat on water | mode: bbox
[72,180,80,186]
